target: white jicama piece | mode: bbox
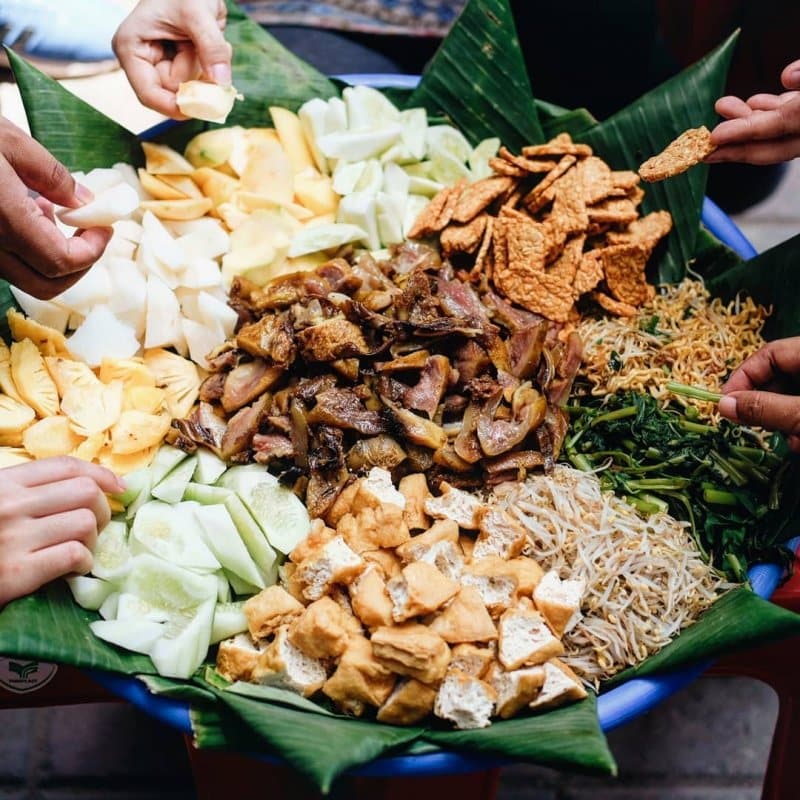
[145,275,185,353]
[79,167,124,196]
[176,80,243,123]
[182,317,224,369]
[67,306,140,366]
[106,257,147,315]
[53,261,112,314]
[336,192,380,251]
[9,287,69,333]
[287,222,368,257]
[317,127,402,162]
[57,181,139,228]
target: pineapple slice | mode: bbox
[141,142,194,175]
[22,416,84,459]
[11,339,59,417]
[98,443,159,475]
[72,431,107,462]
[8,309,71,357]
[45,357,101,398]
[143,348,201,419]
[0,342,23,403]
[0,395,35,441]
[124,385,167,414]
[98,358,156,391]
[110,410,171,454]
[60,380,124,436]
[0,447,33,468]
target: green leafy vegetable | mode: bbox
[564,392,793,578]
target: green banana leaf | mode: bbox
[578,32,738,284]
[408,0,543,149]
[5,0,800,791]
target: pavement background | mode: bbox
[1,43,800,799]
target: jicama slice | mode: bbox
[57,182,139,228]
[67,307,140,367]
[130,501,220,572]
[92,520,131,582]
[287,222,368,257]
[193,504,266,589]
[89,618,165,655]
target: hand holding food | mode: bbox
[0,457,123,607]
[707,57,800,165]
[720,337,800,451]
[113,0,232,118]
[0,118,112,300]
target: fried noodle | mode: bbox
[578,279,769,421]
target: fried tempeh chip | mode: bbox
[638,125,716,182]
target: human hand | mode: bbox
[113,0,231,118]
[707,58,800,165]
[0,457,124,607]
[0,119,112,300]
[719,337,800,452]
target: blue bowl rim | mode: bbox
[92,74,779,778]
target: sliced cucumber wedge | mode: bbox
[66,575,114,611]
[116,592,172,623]
[211,600,248,644]
[92,520,131,581]
[148,445,190,484]
[193,450,228,485]
[149,597,216,678]
[89,618,165,655]
[184,481,231,505]
[122,553,219,611]
[151,455,197,504]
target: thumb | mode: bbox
[720,390,800,436]
[184,12,232,85]
[782,59,800,90]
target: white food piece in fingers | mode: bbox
[176,80,244,124]
[57,181,139,228]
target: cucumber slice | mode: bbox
[151,455,197,504]
[113,467,151,510]
[122,553,218,611]
[224,569,261,598]
[211,600,248,644]
[216,571,231,603]
[223,495,278,584]
[130,500,220,573]
[469,137,500,180]
[193,450,228,485]
[116,592,172,623]
[66,575,114,611]
[92,520,131,581]
[219,466,309,553]
[193,503,267,589]
[89,618,165,655]
[149,445,190,484]
[149,597,216,678]
[399,107,428,162]
[184,481,231,504]
[99,591,119,620]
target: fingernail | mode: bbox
[719,395,736,419]
[209,63,231,85]
[75,184,94,204]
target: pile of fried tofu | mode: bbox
[217,467,587,729]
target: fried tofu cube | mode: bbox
[362,548,403,580]
[352,466,407,513]
[459,534,475,562]
[487,662,545,719]
[449,643,496,679]
[387,561,460,622]
[337,503,410,553]
[528,659,587,711]
[434,668,496,730]
[461,560,518,618]
[216,633,264,682]
[244,585,305,640]
[398,473,431,531]
[506,557,544,596]
[288,596,350,660]
[424,482,483,529]
[429,586,497,644]
[278,562,306,603]
[533,570,585,637]
[395,519,459,563]
[371,623,452,683]
[414,539,464,581]
[295,535,365,601]
[322,635,396,715]
[472,507,527,560]
[253,627,327,697]
[329,586,365,637]
[376,679,437,726]
[290,518,337,564]
[325,479,361,526]
[498,599,564,670]
[349,565,394,628]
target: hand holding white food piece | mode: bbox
[720,337,800,452]
[0,119,112,300]
[708,58,800,164]
[0,457,124,608]
[113,0,232,118]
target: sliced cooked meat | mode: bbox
[390,241,441,275]
[397,269,440,325]
[453,340,491,385]
[306,388,386,435]
[476,387,547,457]
[308,424,346,475]
[382,398,447,450]
[221,360,284,414]
[292,375,338,404]
[453,400,483,464]
[346,435,407,472]
[547,331,584,406]
[483,288,544,332]
[169,401,228,456]
[436,278,493,329]
[508,323,547,379]
[305,468,349,520]
[253,433,294,464]
[198,372,225,403]
[375,350,431,373]
[484,450,545,474]
[236,313,296,366]
[205,344,239,372]
[296,317,371,361]
[404,355,452,419]
[220,394,269,460]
